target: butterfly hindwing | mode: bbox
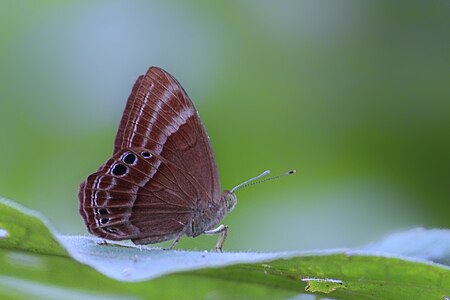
[79,148,196,242]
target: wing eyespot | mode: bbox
[123,153,137,165]
[141,151,152,158]
[97,208,108,215]
[112,163,127,176]
[100,218,110,225]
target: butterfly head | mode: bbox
[222,190,238,213]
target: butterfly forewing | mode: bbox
[113,67,219,201]
[113,75,144,153]
[79,67,221,244]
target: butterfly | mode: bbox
[78,66,293,252]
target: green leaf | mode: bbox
[1,197,450,300]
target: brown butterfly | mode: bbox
[78,66,293,252]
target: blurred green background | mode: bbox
[0,1,449,252]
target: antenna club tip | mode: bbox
[288,170,296,174]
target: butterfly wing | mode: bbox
[79,148,198,242]
[79,67,221,243]
[114,67,220,202]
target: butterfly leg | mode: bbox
[165,233,183,250]
[204,224,228,253]
[97,239,110,245]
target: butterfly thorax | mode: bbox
[188,191,235,237]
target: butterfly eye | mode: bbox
[112,163,127,176]
[225,193,237,212]
[123,153,137,165]
[141,152,152,158]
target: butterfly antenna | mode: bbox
[230,169,296,193]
